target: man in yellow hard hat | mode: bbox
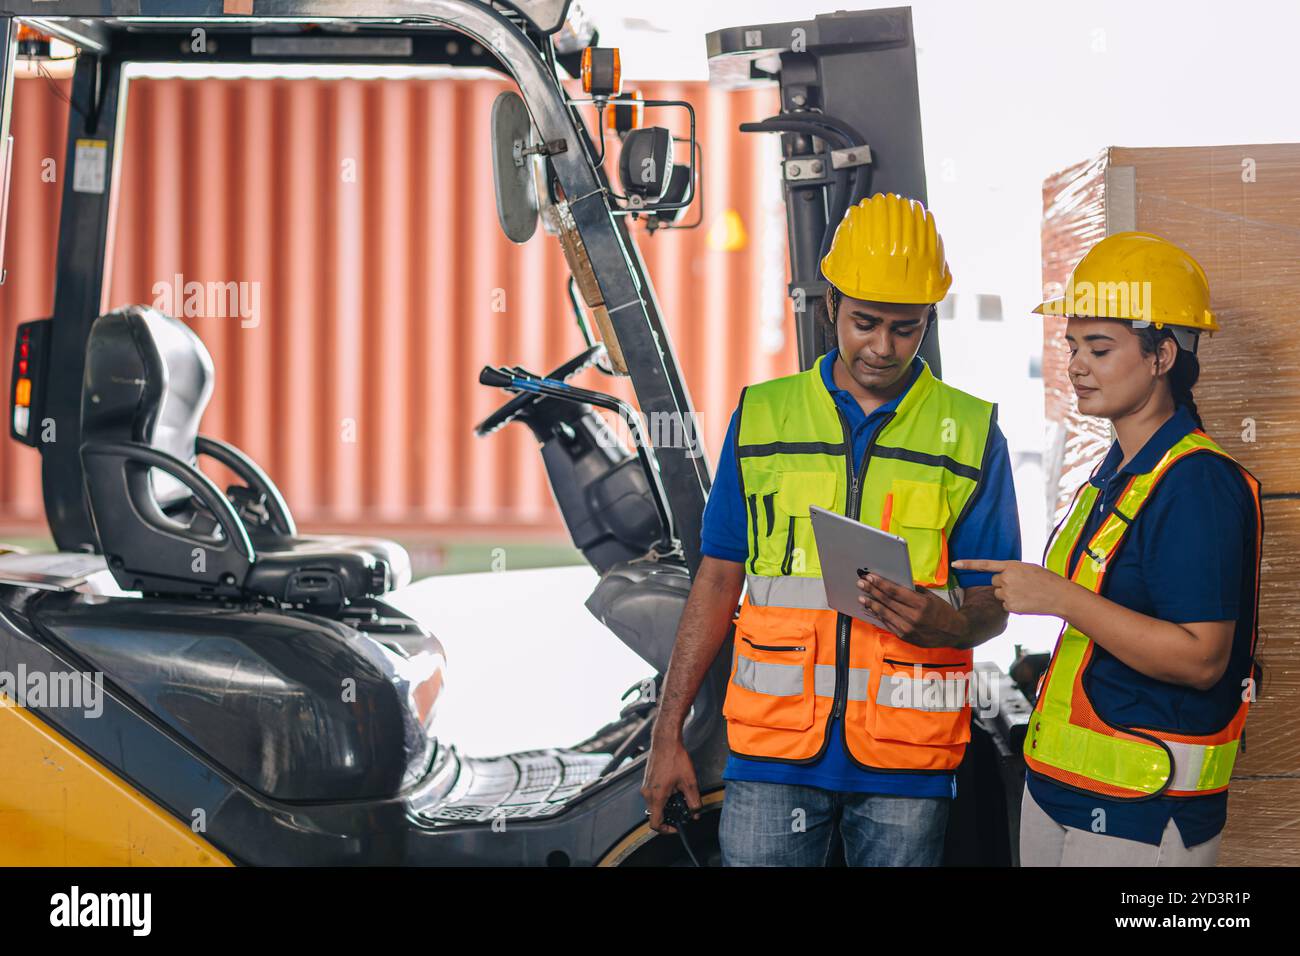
[642,193,1022,866]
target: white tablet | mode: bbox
[809,505,914,628]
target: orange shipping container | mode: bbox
[0,74,789,535]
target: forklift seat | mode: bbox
[79,305,411,604]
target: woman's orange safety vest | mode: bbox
[1025,430,1262,799]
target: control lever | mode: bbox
[478,366,515,389]
[478,364,679,554]
[473,345,606,438]
[227,485,272,528]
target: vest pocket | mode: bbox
[868,653,972,747]
[773,471,838,575]
[884,478,951,586]
[722,620,817,732]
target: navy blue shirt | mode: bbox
[1027,406,1260,847]
[705,350,1022,795]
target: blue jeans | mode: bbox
[719,780,949,867]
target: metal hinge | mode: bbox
[783,154,834,184]
[513,137,568,166]
[830,145,872,169]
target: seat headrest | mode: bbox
[82,306,215,505]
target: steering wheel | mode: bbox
[474,345,608,437]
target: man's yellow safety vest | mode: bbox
[1024,430,1262,798]
[722,354,997,771]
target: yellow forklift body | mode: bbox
[0,698,231,866]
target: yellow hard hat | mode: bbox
[819,193,953,305]
[1033,231,1218,335]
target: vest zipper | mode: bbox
[780,515,796,574]
[746,494,760,573]
[832,408,897,721]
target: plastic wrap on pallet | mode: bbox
[1039,150,1113,520]
[1041,144,1300,866]
[1043,145,1300,506]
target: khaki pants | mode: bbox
[1019,785,1221,867]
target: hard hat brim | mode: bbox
[827,281,948,307]
[1030,297,1220,333]
[1032,297,1148,321]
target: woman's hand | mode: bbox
[950,559,1076,616]
[954,560,1236,689]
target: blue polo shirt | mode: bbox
[1026,405,1260,847]
[704,350,1021,796]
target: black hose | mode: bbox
[739,115,867,260]
[762,111,873,217]
[774,111,872,210]
[739,118,849,258]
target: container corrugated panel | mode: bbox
[1,74,789,534]
[0,74,68,524]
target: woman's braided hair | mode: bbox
[1134,324,1203,428]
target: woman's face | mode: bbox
[1064,317,1176,419]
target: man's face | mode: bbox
[832,293,932,391]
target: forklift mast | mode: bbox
[706,6,939,376]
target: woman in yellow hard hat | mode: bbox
[954,232,1264,866]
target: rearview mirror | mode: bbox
[490,91,540,244]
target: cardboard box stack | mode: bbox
[1040,145,1300,866]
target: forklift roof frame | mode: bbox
[0,1,712,569]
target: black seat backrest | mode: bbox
[80,307,387,605]
[82,305,214,508]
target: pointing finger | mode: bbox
[951,559,1008,573]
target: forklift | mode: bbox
[0,2,1033,866]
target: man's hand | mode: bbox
[641,733,702,834]
[641,555,744,833]
[950,559,1076,616]
[856,572,969,648]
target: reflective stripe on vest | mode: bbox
[733,658,870,701]
[876,669,967,713]
[745,573,964,611]
[1024,431,1261,799]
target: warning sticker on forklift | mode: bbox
[73,139,108,194]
